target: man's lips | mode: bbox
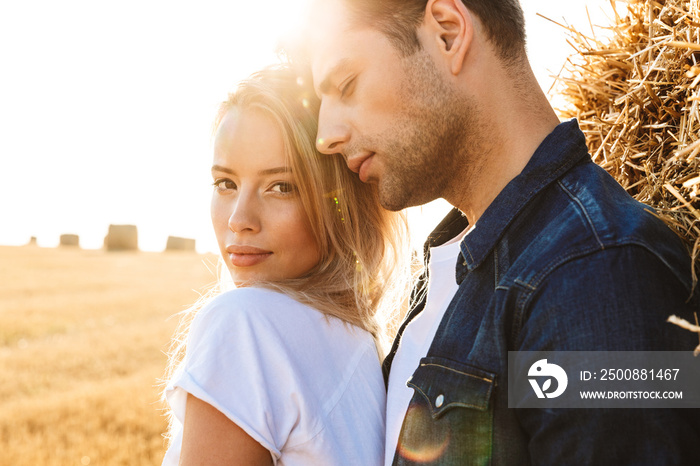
[347,152,375,182]
[225,245,272,267]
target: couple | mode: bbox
[162,0,700,465]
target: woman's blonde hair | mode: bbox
[211,65,413,348]
[163,65,414,400]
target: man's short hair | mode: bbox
[343,0,526,63]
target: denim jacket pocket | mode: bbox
[394,357,496,465]
[407,357,496,419]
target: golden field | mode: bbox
[0,245,219,466]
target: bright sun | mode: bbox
[0,0,612,252]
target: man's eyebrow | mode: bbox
[317,58,353,95]
[211,165,291,176]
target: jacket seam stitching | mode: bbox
[511,242,693,344]
[557,180,605,249]
[419,362,494,383]
[408,382,491,412]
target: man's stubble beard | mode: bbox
[375,50,485,212]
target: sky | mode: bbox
[0,1,617,253]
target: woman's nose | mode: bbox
[228,191,261,233]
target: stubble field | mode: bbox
[0,245,219,465]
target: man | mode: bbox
[302,0,700,464]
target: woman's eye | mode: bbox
[212,179,236,192]
[270,182,297,195]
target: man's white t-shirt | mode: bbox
[384,228,469,465]
[162,287,386,466]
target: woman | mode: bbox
[161,66,413,465]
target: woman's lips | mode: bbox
[226,246,272,267]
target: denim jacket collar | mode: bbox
[457,119,589,279]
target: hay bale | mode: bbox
[552,0,700,276]
[104,224,138,251]
[59,234,80,247]
[165,236,196,252]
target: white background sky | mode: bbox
[0,1,617,253]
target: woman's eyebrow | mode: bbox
[258,167,291,176]
[211,164,234,174]
[211,165,291,176]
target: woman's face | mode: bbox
[211,107,321,286]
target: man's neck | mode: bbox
[445,60,560,225]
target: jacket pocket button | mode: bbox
[435,394,444,408]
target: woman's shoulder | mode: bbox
[188,287,381,408]
[175,287,384,462]
[208,286,305,311]
[196,287,373,350]
[201,287,327,330]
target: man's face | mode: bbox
[309,0,474,211]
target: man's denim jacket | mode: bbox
[384,120,700,465]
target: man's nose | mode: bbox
[228,191,261,234]
[316,100,350,155]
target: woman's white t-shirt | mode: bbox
[162,287,386,466]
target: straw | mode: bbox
[552,0,700,279]
[552,0,700,350]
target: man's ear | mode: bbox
[424,0,473,75]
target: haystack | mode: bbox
[104,224,138,251]
[165,236,196,252]
[554,0,700,265]
[59,234,79,247]
[552,0,700,351]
